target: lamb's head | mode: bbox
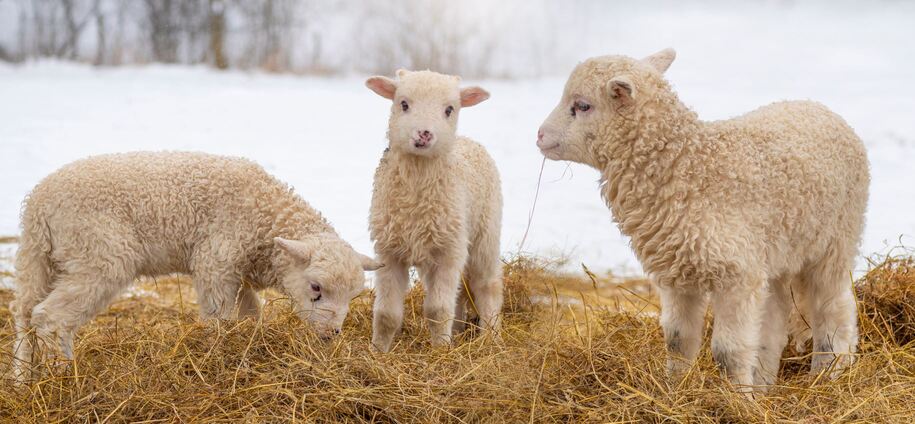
[274,235,383,339]
[537,48,677,167]
[366,69,489,157]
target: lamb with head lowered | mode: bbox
[10,151,382,383]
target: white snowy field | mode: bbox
[1,2,914,284]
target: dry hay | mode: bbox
[0,256,913,423]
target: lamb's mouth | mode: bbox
[411,139,432,149]
[538,143,561,155]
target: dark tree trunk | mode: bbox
[93,0,106,65]
[209,0,227,69]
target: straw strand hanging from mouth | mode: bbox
[518,157,547,254]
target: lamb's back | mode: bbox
[697,101,869,254]
[701,101,867,204]
[26,151,279,243]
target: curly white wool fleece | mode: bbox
[537,49,869,392]
[366,70,503,352]
[9,151,379,382]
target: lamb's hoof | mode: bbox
[453,317,483,338]
[811,352,854,380]
[452,322,467,336]
[429,334,453,349]
[371,336,394,353]
[11,363,35,386]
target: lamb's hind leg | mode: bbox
[10,241,56,383]
[11,307,35,383]
[800,241,858,377]
[11,292,48,383]
[30,269,130,365]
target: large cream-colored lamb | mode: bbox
[537,49,869,391]
[366,70,503,352]
[10,151,381,382]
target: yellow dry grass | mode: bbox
[0,255,913,422]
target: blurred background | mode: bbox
[3,0,911,79]
[1,0,914,279]
[0,0,596,77]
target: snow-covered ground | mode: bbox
[1,2,914,285]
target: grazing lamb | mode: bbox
[10,151,381,381]
[536,49,869,391]
[365,70,503,352]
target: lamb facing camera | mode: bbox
[366,70,504,352]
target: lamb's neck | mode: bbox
[266,201,335,241]
[250,191,337,289]
[387,149,457,188]
[598,101,704,242]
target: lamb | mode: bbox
[10,151,381,381]
[365,70,503,352]
[536,49,869,391]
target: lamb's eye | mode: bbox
[310,283,322,302]
[571,101,590,117]
[401,100,409,112]
[445,105,454,117]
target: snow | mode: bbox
[1,2,914,284]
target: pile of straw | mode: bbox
[1,256,913,422]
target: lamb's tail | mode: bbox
[9,201,54,382]
[10,207,54,319]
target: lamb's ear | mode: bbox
[641,48,676,74]
[358,253,384,271]
[366,76,397,100]
[606,76,636,102]
[274,237,315,266]
[460,86,490,107]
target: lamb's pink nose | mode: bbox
[418,130,433,142]
[536,128,550,149]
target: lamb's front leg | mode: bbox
[372,259,409,352]
[235,285,262,318]
[659,284,708,380]
[710,280,766,394]
[192,244,247,320]
[422,262,462,347]
[755,277,791,387]
[194,275,244,320]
